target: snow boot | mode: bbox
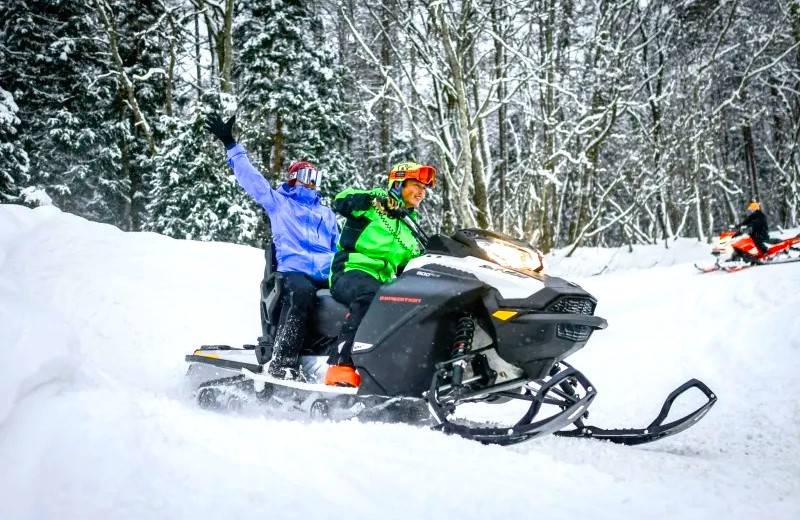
[267,360,307,382]
[324,364,361,388]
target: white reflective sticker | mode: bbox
[352,341,373,352]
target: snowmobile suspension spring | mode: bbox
[451,316,475,353]
[450,316,475,386]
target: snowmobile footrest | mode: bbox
[185,354,263,373]
[554,378,717,445]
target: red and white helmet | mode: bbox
[287,160,321,187]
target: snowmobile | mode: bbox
[186,220,716,446]
[695,228,800,273]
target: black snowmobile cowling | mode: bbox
[186,228,716,446]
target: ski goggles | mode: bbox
[389,164,437,187]
[411,165,436,186]
[288,167,321,186]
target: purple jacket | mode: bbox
[226,144,338,282]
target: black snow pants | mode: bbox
[751,232,770,255]
[271,272,327,369]
[329,270,383,366]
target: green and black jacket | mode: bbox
[331,188,422,284]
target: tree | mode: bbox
[145,99,262,244]
[0,87,29,202]
[235,0,352,200]
[0,0,122,219]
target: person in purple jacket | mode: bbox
[205,113,339,381]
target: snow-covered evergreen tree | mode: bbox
[235,0,352,200]
[0,0,122,218]
[105,0,175,230]
[145,101,262,244]
[0,87,29,203]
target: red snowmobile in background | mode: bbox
[696,229,800,273]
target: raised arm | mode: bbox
[205,113,280,213]
[226,144,280,213]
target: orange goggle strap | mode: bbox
[388,165,436,187]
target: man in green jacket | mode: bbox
[325,161,436,387]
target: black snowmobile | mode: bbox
[186,221,716,446]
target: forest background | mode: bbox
[1,0,799,253]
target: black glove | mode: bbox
[387,206,408,220]
[204,113,236,147]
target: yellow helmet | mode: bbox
[746,200,761,212]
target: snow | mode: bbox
[0,86,20,128]
[19,186,53,207]
[1,204,798,519]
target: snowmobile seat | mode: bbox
[313,289,348,338]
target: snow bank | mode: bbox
[0,205,264,394]
[0,281,79,425]
[1,204,798,519]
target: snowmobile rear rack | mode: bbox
[554,378,717,445]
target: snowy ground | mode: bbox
[1,204,798,519]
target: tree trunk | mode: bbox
[379,7,391,171]
[220,0,234,93]
[431,2,478,228]
[194,9,202,95]
[273,115,284,176]
[492,0,508,233]
[95,0,156,155]
[742,124,759,200]
[165,14,176,116]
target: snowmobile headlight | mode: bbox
[474,238,544,276]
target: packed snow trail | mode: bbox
[1,205,798,519]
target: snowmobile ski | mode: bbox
[241,367,358,395]
[694,262,721,273]
[554,378,716,445]
[695,256,800,274]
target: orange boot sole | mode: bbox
[324,365,361,388]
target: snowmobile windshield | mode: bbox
[474,236,544,276]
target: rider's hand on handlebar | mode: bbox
[372,197,400,214]
[371,197,386,213]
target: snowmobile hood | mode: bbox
[405,254,547,300]
[278,183,321,205]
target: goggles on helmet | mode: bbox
[388,162,436,188]
[288,166,321,187]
